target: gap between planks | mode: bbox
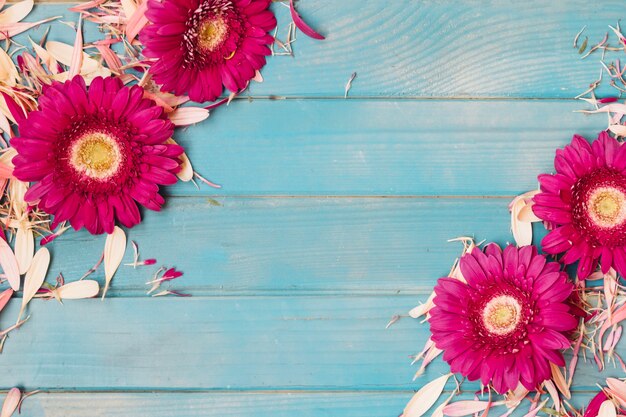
[0,388,604,394]
[167,195,517,199]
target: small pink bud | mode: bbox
[143,258,157,265]
[162,267,183,281]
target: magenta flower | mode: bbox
[12,76,183,235]
[430,244,577,394]
[533,132,626,278]
[141,0,276,103]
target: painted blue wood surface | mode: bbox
[12,391,594,417]
[45,198,530,294]
[1,1,621,416]
[20,1,626,98]
[0,296,616,391]
[172,100,606,196]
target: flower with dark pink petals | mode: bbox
[430,244,577,394]
[141,0,276,103]
[533,132,626,278]
[12,75,183,235]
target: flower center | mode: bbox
[571,168,626,247]
[482,295,521,336]
[70,132,121,180]
[198,16,228,52]
[587,187,626,228]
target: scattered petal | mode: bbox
[0,238,20,291]
[402,373,451,417]
[289,0,325,40]
[102,226,126,299]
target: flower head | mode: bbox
[533,132,626,278]
[12,75,183,235]
[141,0,276,103]
[430,244,577,394]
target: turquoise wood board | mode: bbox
[19,1,626,98]
[0,296,617,392]
[1,0,622,416]
[45,197,534,295]
[171,99,606,196]
[11,392,595,417]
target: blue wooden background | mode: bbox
[3,0,622,415]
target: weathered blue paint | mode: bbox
[1,1,618,416]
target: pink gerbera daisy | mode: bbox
[141,0,276,103]
[430,244,577,394]
[533,132,626,278]
[11,75,183,235]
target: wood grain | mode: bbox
[0,296,614,392]
[12,391,595,417]
[22,1,624,98]
[3,1,619,414]
[147,99,603,196]
[43,197,529,295]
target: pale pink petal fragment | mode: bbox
[56,280,99,300]
[0,288,13,314]
[94,41,122,73]
[125,0,148,42]
[120,0,137,19]
[510,191,537,246]
[102,226,126,299]
[21,247,49,313]
[289,0,324,40]
[0,48,18,87]
[30,38,58,74]
[505,384,529,408]
[15,227,34,274]
[517,204,541,222]
[609,125,626,137]
[0,0,33,24]
[580,103,626,114]
[69,0,105,12]
[550,362,571,399]
[46,40,98,73]
[607,378,626,408]
[168,107,209,126]
[443,401,505,417]
[0,388,20,417]
[166,138,192,182]
[0,16,59,39]
[402,373,451,417]
[68,16,83,79]
[0,238,20,290]
[599,400,617,417]
[543,380,560,412]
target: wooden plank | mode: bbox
[129,99,604,196]
[12,391,595,417]
[0,295,614,391]
[16,392,417,417]
[25,1,625,98]
[45,197,531,295]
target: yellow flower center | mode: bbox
[482,295,521,335]
[588,187,626,228]
[70,132,121,180]
[198,16,228,52]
